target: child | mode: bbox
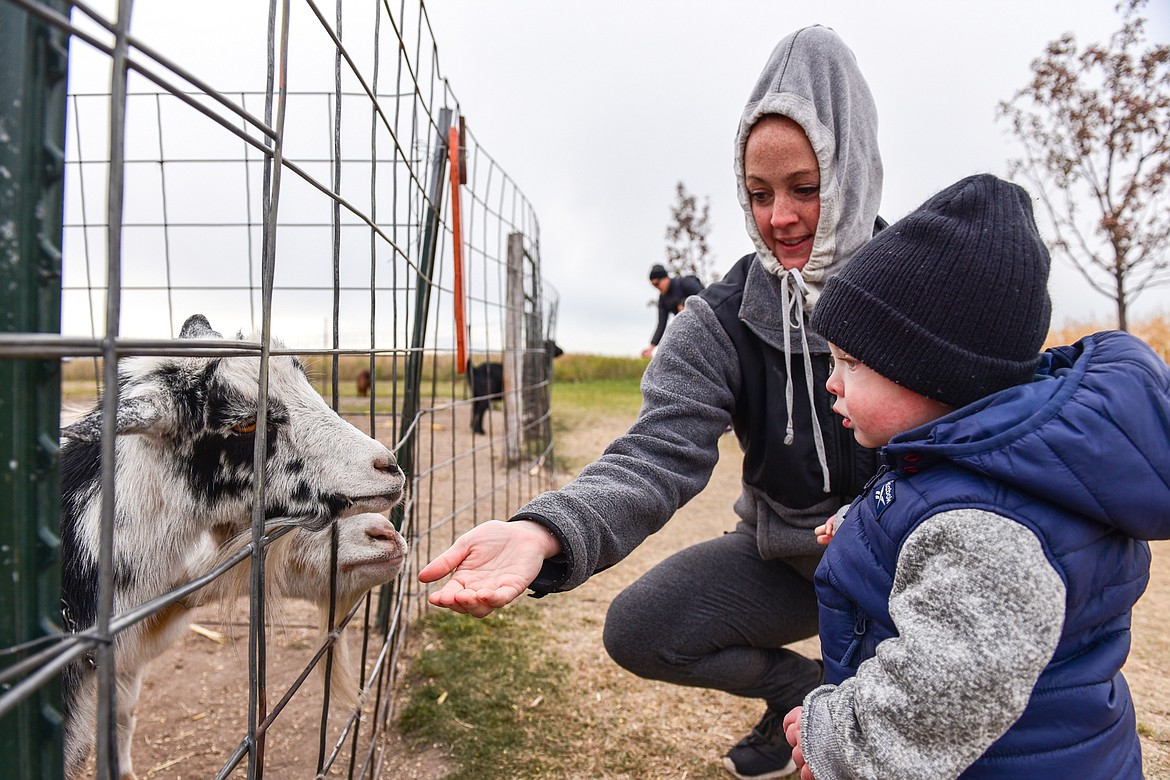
[784,173,1169,779]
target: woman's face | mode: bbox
[744,116,820,272]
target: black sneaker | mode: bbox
[722,707,797,779]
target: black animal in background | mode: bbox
[468,341,563,435]
[547,340,566,363]
[468,359,504,435]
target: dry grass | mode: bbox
[1046,312,1170,362]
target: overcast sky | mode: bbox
[65,1,1169,355]
[422,0,1170,355]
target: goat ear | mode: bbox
[179,314,222,340]
[61,395,167,442]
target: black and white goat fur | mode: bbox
[59,314,405,780]
[201,511,407,710]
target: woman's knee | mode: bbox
[602,583,682,678]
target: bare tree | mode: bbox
[664,181,715,282]
[998,0,1170,331]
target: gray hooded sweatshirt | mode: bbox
[514,26,883,592]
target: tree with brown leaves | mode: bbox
[664,181,715,283]
[998,0,1169,331]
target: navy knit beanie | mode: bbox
[810,174,1051,409]
[649,264,669,281]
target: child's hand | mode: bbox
[783,706,815,779]
[783,706,801,746]
[816,503,852,545]
[814,516,835,545]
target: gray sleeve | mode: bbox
[514,297,740,590]
[800,509,1066,780]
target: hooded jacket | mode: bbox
[801,331,1170,779]
[513,25,883,591]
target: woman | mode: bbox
[421,26,884,779]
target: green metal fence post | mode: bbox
[0,1,71,778]
[379,107,451,633]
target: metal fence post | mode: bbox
[398,106,452,478]
[0,1,71,778]
[379,107,451,632]
[504,233,525,463]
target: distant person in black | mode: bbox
[641,264,705,358]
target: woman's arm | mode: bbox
[419,298,741,613]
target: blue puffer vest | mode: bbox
[815,331,1170,779]
[818,465,1147,778]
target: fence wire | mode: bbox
[0,1,559,777]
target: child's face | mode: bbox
[825,343,954,448]
[744,116,820,272]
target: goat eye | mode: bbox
[231,419,257,435]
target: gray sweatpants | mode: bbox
[602,521,824,714]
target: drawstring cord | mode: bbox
[780,268,831,493]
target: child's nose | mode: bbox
[825,371,841,396]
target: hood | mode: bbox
[735,25,882,301]
[886,331,1170,541]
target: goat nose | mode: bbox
[373,449,399,473]
[366,523,396,542]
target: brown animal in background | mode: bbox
[356,369,371,397]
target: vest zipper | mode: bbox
[859,462,892,497]
[841,612,869,669]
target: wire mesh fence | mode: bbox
[1,1,558,777]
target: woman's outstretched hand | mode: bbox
[418,520,561,618]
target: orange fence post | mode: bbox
[449,123,467,374]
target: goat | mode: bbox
[201,511,407,708]
[59,314,405,780]
[468,340,563,435]
[355,368,371,397]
